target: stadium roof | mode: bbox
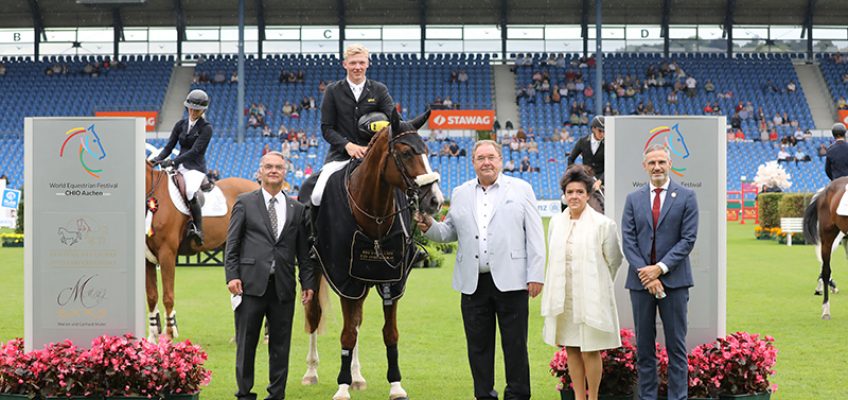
[3,0,848,29]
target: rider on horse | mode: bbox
[152,89,213,245]
[817,122,848,295]
[306,44,395,207]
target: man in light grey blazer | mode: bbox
[416,140,545,400]
[226,152,316,400]
[621,144,698,400]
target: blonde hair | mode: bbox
[344,44,370,60]
[472,140,503,158]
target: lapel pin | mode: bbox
[671,192,677,198]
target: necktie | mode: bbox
[651,188,663,264]
[268,197,278,240]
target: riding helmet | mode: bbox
[591,115,605,130]
[184,89,210,110]
[358,111,390,137]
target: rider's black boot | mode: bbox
[188,197,204,246]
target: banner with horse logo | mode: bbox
[25,117,146,351]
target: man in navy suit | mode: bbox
[825,122,848,180]
[621,143,698,400]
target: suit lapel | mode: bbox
[639,185,652,227]
[488,176,510,223]
[466,180,479,230]
[276,197,296,244]
[256,190,276,241]
[341,80,357,103]
[656,181,678,228]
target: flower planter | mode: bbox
[559,389,575,400]
[720,393,770,400]
[0,394,32,400]
[44,397,103,400]
[104,396,150,400]
[165,393,199,400]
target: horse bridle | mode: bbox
[346,130,439,227]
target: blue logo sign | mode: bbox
[2,189,20,209]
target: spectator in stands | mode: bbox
[681,75,698,97]
[842,73,848,84]
[755,107,766,122]
[152,89,213,245]
[602,102,618,116]
[308,135,319,148]
[448,140,463,157]
[583,85,594,98]
[516,128,527,141]
[282,101,294,117]
[777,146,793,164]
[0,63,6,77]
[839,96,848,110]
[703,79,715,93]
[794,148,811,164]
[664,89,677,105]
[262,125,272,137]
[457,69,469,84]
[703,102,714,114]
[527,138,539,153]
[772,112,783,127]
[525,84,536,104]
[636,101,647,115]
[504,158,516,172]
[262,143,271,156]
[248,114,260,128]
[731,112,742,131]
[734,129,745,142]
[784,112,795,127]
[443,96,454,109]
[304,164,314,177]
[299,135,309,152]
[440,142,451,156]
[308,96,317,109]
[559,127,573,143]
[449,70,458,83]
[793,127,805,142]
[764,80,780,94]
[213,70,226,84]
[552,86,562,104]
[519,156,532,173]
[786,81,796,93]
[726,128,737,142]
[509,138,521,153]
[277,124,289,139]
[819,143,829,159]
[230,71,238,83]
[290,137,300,154]
[769,128,778,142]
[757,128,769,142]
[318,80,327,93]
[281,141,291,158]
[568,116,606,186]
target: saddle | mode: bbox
[170,171,214,208]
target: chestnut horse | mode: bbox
[803,177,848,320]
[301,110,443,400]
[144,160,258,339]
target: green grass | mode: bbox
[1,222,847,399]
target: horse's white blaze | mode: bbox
[302,332,319,385]
[417,154,444,204]
[389,381,407,399]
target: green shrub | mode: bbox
[778,193,808,218]
[758,193,784,229]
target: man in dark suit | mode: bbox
[568,115,606,184]
[226,151,316,400]
[621,144,698,400]
[825,122,848,180]
[306,44,395,207]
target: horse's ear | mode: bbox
[390,108,401,136]
[409,108,431,130]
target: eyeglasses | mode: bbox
[261,164,286,171]
[474,155,501,163]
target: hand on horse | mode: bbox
[156,159,175,169]
[592,179,603,192]
[345,142,368,159]
[227,279,243,295]
[301,289,314,305]
[527,282,543,298]
[414,213,433,233]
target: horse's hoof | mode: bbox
[389,397,409,400]
[833,288,840,294]
[351,381,367,391]
[822,314,832,320]
[333,384,351,400]
[301,375,318,385]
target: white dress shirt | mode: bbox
[347,78,365,102]
[649,179,671,274]
[476,177,502,273]
[262,188,286,240]
[590,136,602,154]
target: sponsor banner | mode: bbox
[429,110,495,130]
[25,117,145,350]
[536,200,562,217]
[839,110,848,126]
[2,188,20,209]
[95,111,158,132]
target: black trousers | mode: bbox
[461,272,531,400]
[235,278,295,400]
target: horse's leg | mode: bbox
[302,285,323,385]
[159,247,179,339]
[383,300,407,400]
[821,227,838,320]
[333,297,366,400]
[145,260,162,341]
[350,299,367,391]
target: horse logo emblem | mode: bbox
[57,218,92,246]
[60,124,107,179]
[644,123,690,177]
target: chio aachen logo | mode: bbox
[59,124,107,179]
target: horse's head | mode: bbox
[384,109,444,215]
[83,124,107,160]
[668,123,690,160]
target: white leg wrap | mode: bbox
[333,384,351,400]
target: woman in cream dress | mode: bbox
[541,165,623,400]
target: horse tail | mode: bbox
[304,275,331,335]
[803,191,821,245]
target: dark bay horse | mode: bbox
[803,177,848,320]
[144,160,258,339]
[301,110,443,400]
